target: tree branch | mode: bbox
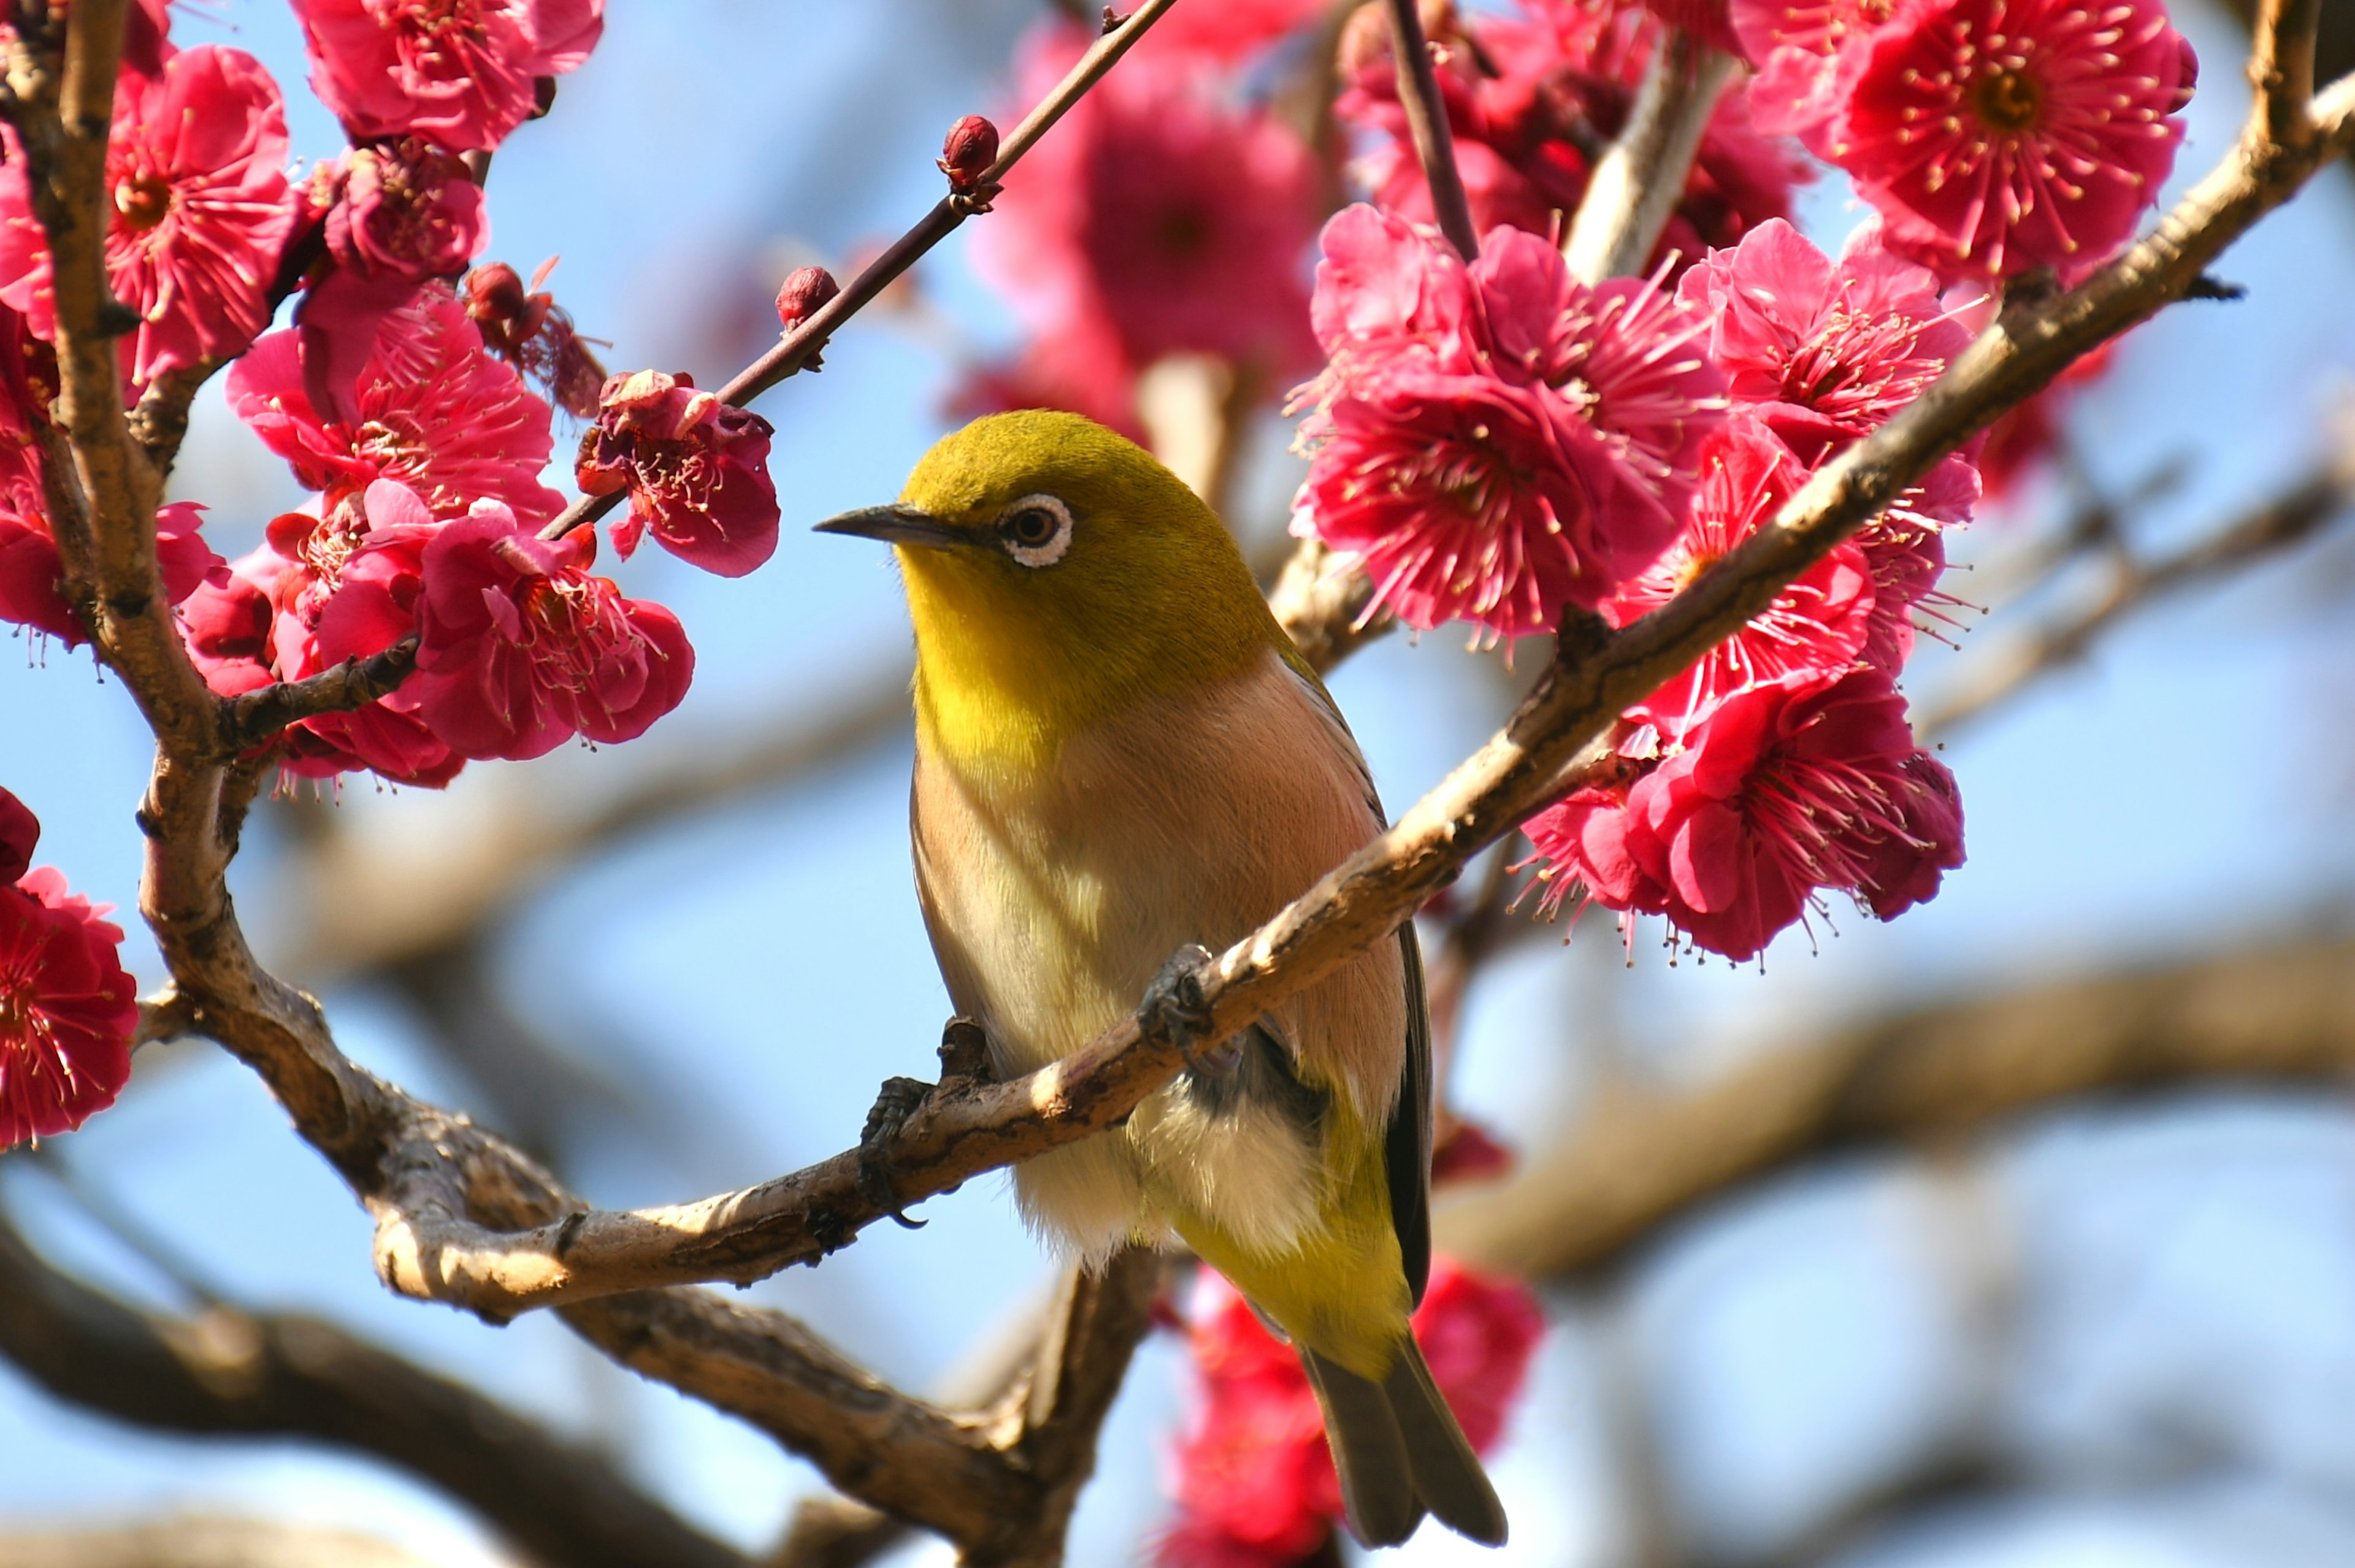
[1562,31,1734,285]
[1921,446,2355,736]
[2252,0,2322,145]
[1382,0,1479,261]
[0,1519,437,1568]
[0,1201,754,1568]
[129,64,2355,1326]
[1434,931,2355,1279]
[218,639,421,753]
[541,0,1182,543]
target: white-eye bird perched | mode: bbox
[816,409,1508,1550]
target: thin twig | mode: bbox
[540,0,1182,544]
[218,638,421,753]
[1921,449,2355,735]
[1382,0,1479,260]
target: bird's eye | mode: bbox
[996,494,1073,568]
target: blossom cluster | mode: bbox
[0,1,795,793]
[0,789,137,1151]
[1157,1261,1545,1566]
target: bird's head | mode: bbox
[818,410,1283,766]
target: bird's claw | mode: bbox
[1143,943,1227,1068]
[857,1075,934,1230]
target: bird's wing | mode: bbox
[1387,919,1434,1308]
[1272,647,1433,1306]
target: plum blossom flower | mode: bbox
[1293,208,1723,637]
[293,0,604,153]
[1674,218,1972,464]
[404,499,692,760]
[1338,1,1809,269]
[299,137,492,424]
[180,480,461,787]
[1523,666,1966,960]
[0,501,221,646]
[1732,0,1908,139]
[1831,0,2195,284]
[0,45,294,387]
[1157,1261,1544,1567]
[967,24,1321,416]
[1610,423,1875,738]
[576,369,779,576]
[0,787,137,1149]
[1147,0,1327,61]
[230,283,564,527]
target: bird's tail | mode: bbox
[1301,1337,1509,1550]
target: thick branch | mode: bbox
[541,0,1181,543]
[0,1520,436,1568]
[1436,932,2355,1278]
[0,1204,752,1568]
[1563,32,1734,284]
[2252,0,2322,144]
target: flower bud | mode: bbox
[938,114,1000,193]
[775,265,840,332]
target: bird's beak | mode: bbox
[813,503,967,551]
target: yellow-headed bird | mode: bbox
[818,410,1507,1550]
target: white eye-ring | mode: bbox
[997,493,1073,568]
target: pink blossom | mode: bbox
[0,788,137,1149]
[1524,667,1965,960]
[181,481,462,787]
[970,26,1321,398]
[1733,0,1909,138]
[298,138,492,424]
[1338,2,1809,269]
[1831,0,2194,284]
[1146,0,1327,61]
[1612,423,1876,738]
[1294,212,1723,635]
[230,283,564,527]
[1158,1261,1544,1567]
[0,45,294,388]
[293,0,604,153]
[576,369,779,577]
[0,501,222,647]
[405,499,692,760]
[1674,218,1972,463]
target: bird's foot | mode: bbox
[1142,943,1233,1071]
[857,1074,935,1230]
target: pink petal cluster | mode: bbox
[197,286,691,787]
[1525,667,1964,960]
[1744,0,2195,283]
[0,44,294,387]
[0,786,137,1150]
[1609,421,1876,736]
[1292,205,1723,637]
[1336,0,1809,271]
[293,0,605,153]
[231,283,564,527]
[576,369,781,577]
[963,23,1322,434]
[1157,1261,1544,1567]
[1144,0,1328,62]
[299,137,493,424]
[405,500,692,760]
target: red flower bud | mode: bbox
[938,114,1000,194]
[775,265,840,332]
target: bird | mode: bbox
[816,408,1509,1551]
